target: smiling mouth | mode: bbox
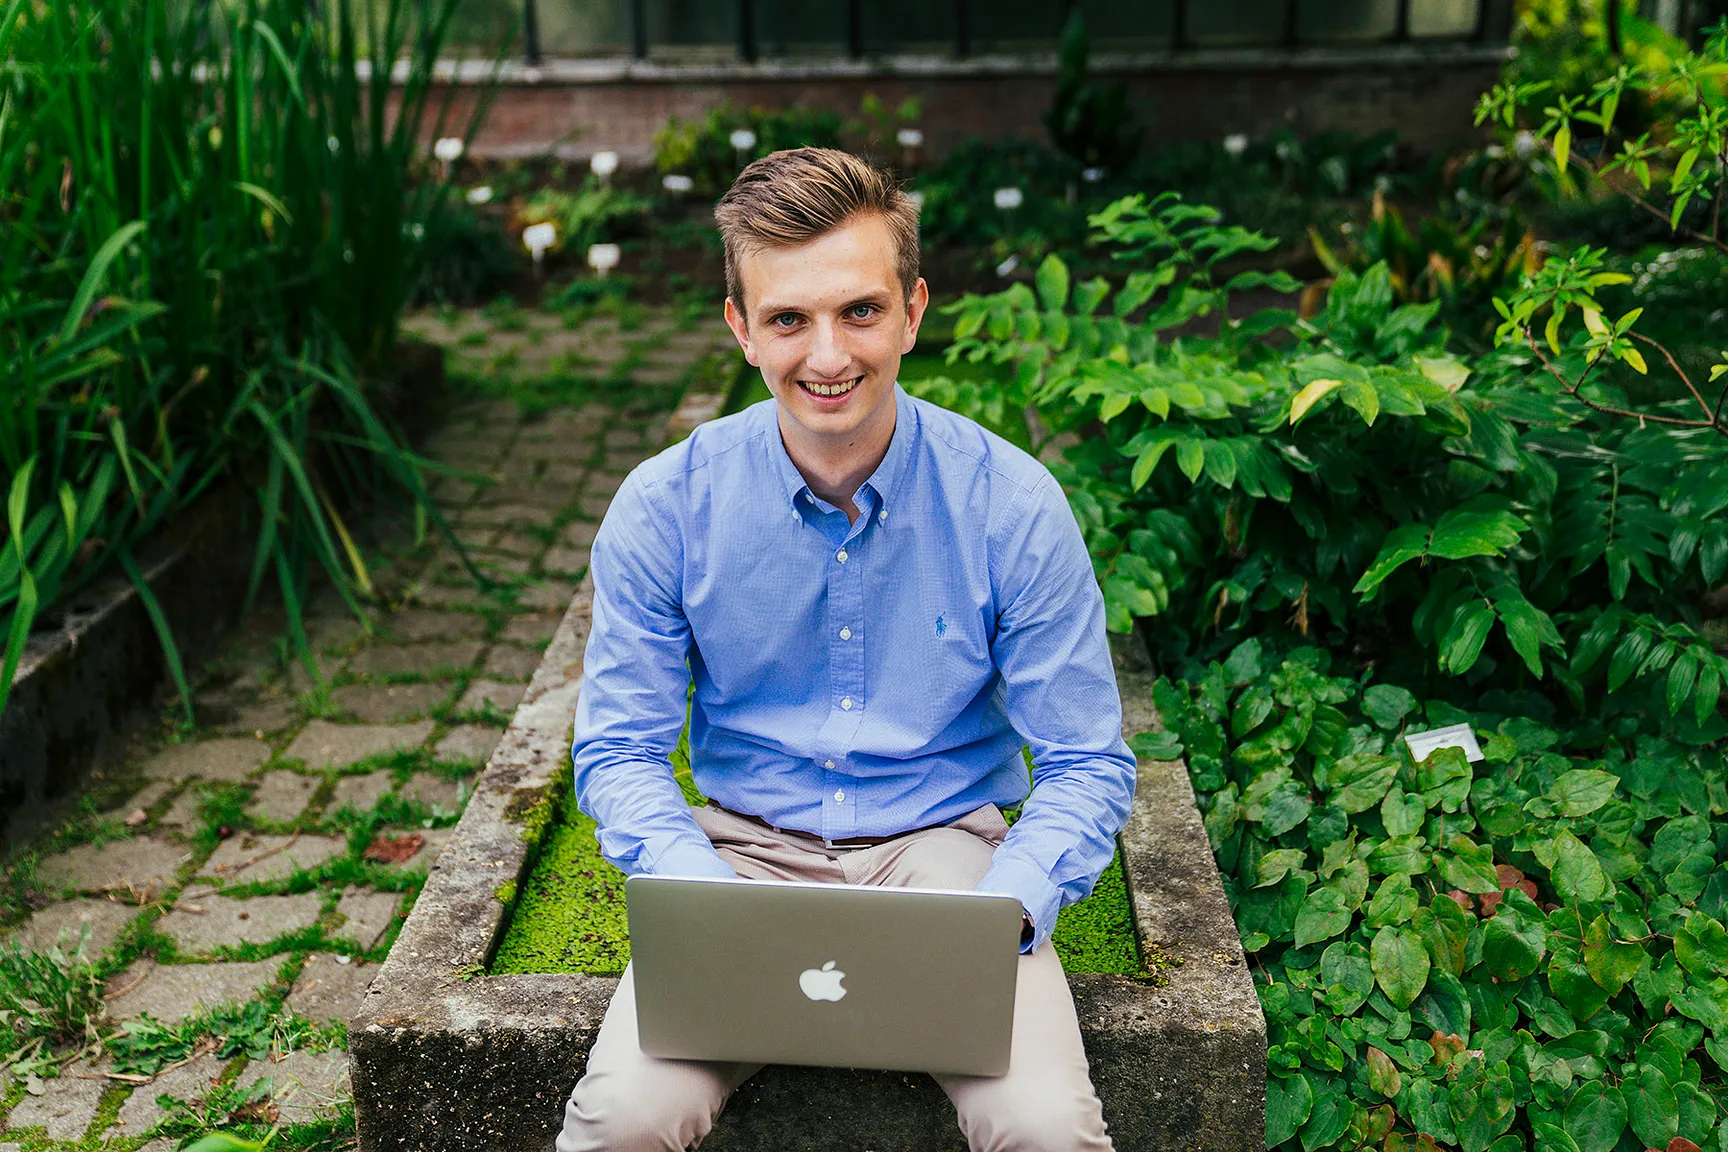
[799,376,862,399]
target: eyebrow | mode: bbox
[755,292,893,320]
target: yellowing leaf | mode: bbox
[1553,121,1571,177]
[1622,346,1648,375]
[1582,308,1608,337]
[1413,354,1471,393]
[1289,378,1345,425]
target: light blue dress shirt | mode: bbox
[570,385,1136,951]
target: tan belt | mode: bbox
[710,803,930,850]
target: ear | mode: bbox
[723,297,759,366]
[901,278,930,356]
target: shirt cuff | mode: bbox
[975,855,1064,954]
[647,840,738,880]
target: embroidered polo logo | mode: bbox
[935,615,947,638]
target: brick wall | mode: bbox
[414,46,1506,166]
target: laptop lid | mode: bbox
[626,875,1022,1076]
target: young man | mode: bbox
[558,147,1133,1152]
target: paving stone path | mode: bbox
[0,301,737,1150]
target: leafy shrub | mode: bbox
[1156,640,1728,1152]
[410,200,519,307]
[1044,8,1140,174]
[924,194,1728,722]
[517,181,654,255]
[0,931,102,1053]
[917,183,1728,1149]
[652,103,845,195]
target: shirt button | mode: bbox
[824,759,835,769]
[839,627,852,640]
[836,549,848,563]
[834,789,845,802]
[841,697,853,711]
[878,509,887,523]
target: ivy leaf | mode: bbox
[1583,915,1646,994]
[1364,873,1420,928]
[1484,903,1547,981]
[1365,1046,1401,1098]
[1255,847,1307,889]
[1371,923,1431,1009]
[1551,830,1612,904]
[1441,835,1501,894]
[1329,752,1400,813]
[1265,1073,1313,1147]
[1673,912,1728,977]
[1299,1085,1353,1152]
[1547,770,1619,817]
[1321,940,1374,1015]
[1381,786,1426,837]
[1363,684,1417,731]
[1626,1064,1679,1150]
[1294,885,1352,948]
[1563,1080,1626,1152]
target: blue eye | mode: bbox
[848,304,878,320]
[771,313,800,328]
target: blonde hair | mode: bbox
[714,147,921,315]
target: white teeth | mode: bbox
[803,376,860,398]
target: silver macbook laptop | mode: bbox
[626,875,1023,1076]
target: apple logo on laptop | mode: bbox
[799,960,847,1002]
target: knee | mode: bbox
[890,829,995,889]
[963,1086,1111,1152]
[558,1071,713,1152]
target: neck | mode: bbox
[780,405,896,525]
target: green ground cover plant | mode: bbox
[0,0,480,716]
[914,170,1728,1146]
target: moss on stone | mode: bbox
[490,785,1143,978]
[491,794,629,975]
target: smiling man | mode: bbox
[558,147,1134,1152]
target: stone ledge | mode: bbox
[351,402,1264,1151]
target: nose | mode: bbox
[805,318,851,379]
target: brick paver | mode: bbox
[0,304,730,1151]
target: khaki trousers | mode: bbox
[554,803,1115,1152]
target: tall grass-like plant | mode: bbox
[0,0,484,715]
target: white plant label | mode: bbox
[1403,722,1483,764]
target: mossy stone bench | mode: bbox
[349,580,1266,1151]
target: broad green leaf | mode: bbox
[1583,915,1645,993]
[1353,524,1429,597]
[1265,1074,1313,1147]
[1362,684,1417,731]
[1428,502,1525,560]
[1547,770,1618,817]
[1294,885,1351,948]
[1674,912,1728,977]
[1441,835,1501,894]
[1340,380,1380,426]
[1175,439,1205,483]
[1299,1086,1352,1152]
[1329,752,1400,813]
[1563,1080,1626,1152]
[1484,906,1547,981]
[1381,787,1426,837]
[1365,1046,1400,1097]
[1414,353,1471,391]
[1255,847,1307,889]
[1552,830,1611,904]
[1553,121,1572,175]
[1626,1064,1678,1149]
[1371,924,1430,1009]
[1034,253,1070,311]
[1364,873,1420,927]
[1321,940,1374,1014]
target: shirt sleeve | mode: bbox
[571,474,736,880]
[973,472,1136,953]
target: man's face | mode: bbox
[724,213,928,454]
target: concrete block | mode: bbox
[288,953,378,1023]
[104,959,281,1023]
[195,834,347,888]
[334,888,402,951]
[345,641,485,680]
[246,771,320,822]
[330,682,452,724]
[434,725,504,766]
[481,643,542,682]
[329,771,397,815]
[284,720,435,769]
[36,837,189,899]
[456,679,528,716]
[157,892,323,954]
[139,738,269,783]
[110,1053,225,1136]
[4,1060,107,1140]
[397,773,468,815]
[350,581,1266,1151]
[244,1049,352,1124]
[4,898,137,960]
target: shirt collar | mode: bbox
[765,383,917,519]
